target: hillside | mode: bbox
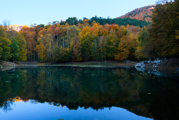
[117,5,155,22]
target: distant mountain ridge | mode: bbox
[117,5,155,22]
[8,24,29,32]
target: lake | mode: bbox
[0,67,179,120]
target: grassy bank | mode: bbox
[18,61,136,68]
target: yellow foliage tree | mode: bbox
[135,39,144,60]
[93,23,99,28]
[114,34,135,61]
[176,30,179,39]
[35,44,45,61]
[35,35,46,61]
[135,46,144,60]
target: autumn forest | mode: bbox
[0,0,179,62]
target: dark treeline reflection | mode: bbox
[0,67,179,120]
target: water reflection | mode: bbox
[0,67,179,120]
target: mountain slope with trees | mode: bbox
[118,5,155,22]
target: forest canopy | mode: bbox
[0,0,179,62]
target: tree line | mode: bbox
[20,22,142,62]
[1,0,179,62]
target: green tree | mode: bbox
[15,33,27,61]
[147,1,179,58]
[0,26,7,38]
[10,37,20,61]
[0,37,11,61]
[91,39,99,61]
[135,28,149,60]
[79,26,93,61]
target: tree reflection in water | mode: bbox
[0,67,179,120]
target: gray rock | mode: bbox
[135,62,145,68]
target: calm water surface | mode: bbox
[0,67,179,120]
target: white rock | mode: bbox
[135,62,145,68]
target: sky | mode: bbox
[0,0,158,26]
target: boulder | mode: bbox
[135,62,145,68]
